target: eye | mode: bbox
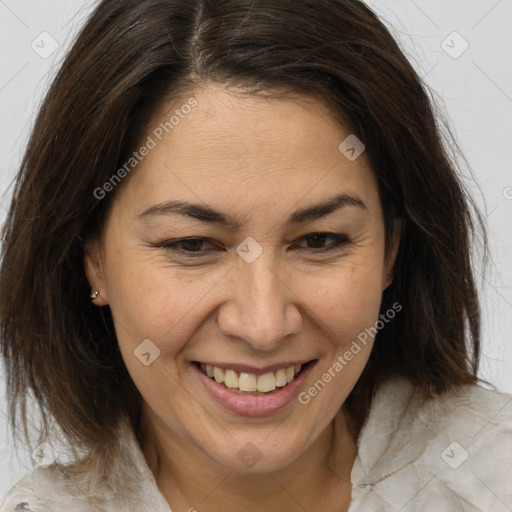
[155,232,351,258]
[157,237,221,257]
[292,232,351,252]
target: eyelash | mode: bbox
[156,233,351,257]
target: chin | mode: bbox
[199,430,311,474]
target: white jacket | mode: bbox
[2,375,511,511]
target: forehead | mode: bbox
[114,84,379,220]
[147,85,350,168]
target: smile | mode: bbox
[196,362,302,394]
[191,360,317,416]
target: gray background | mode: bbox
[1,0,511,497]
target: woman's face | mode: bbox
[85,84,398,473]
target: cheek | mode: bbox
[293,263,383,411]
[104,247,225,357]
[296,260,385,345]
[104,262,216,407]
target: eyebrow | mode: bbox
[138,192,368,228]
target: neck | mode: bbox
[139,408,358,512]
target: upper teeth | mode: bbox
[200,364,302,392]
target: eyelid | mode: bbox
[292,233,350,249]
[158,237,221,255]
[155,232,351,257]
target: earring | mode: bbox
[90,291,100,301]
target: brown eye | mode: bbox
[294,233,350,252]
[158,237,221,256]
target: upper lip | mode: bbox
[193,359,316,376]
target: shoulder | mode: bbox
[0,466,90,512]
[350,376,512,511]
[1,421,171,512]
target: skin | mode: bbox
[85,83,400,512]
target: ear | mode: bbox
[383,218,402,290]
[84,237,109,306]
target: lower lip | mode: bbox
[191,362,316,417]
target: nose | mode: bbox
[216,253,303,351]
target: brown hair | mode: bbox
[1,0,487,480]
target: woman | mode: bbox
[1,0,511,510]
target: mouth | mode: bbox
[193,361,314,395]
